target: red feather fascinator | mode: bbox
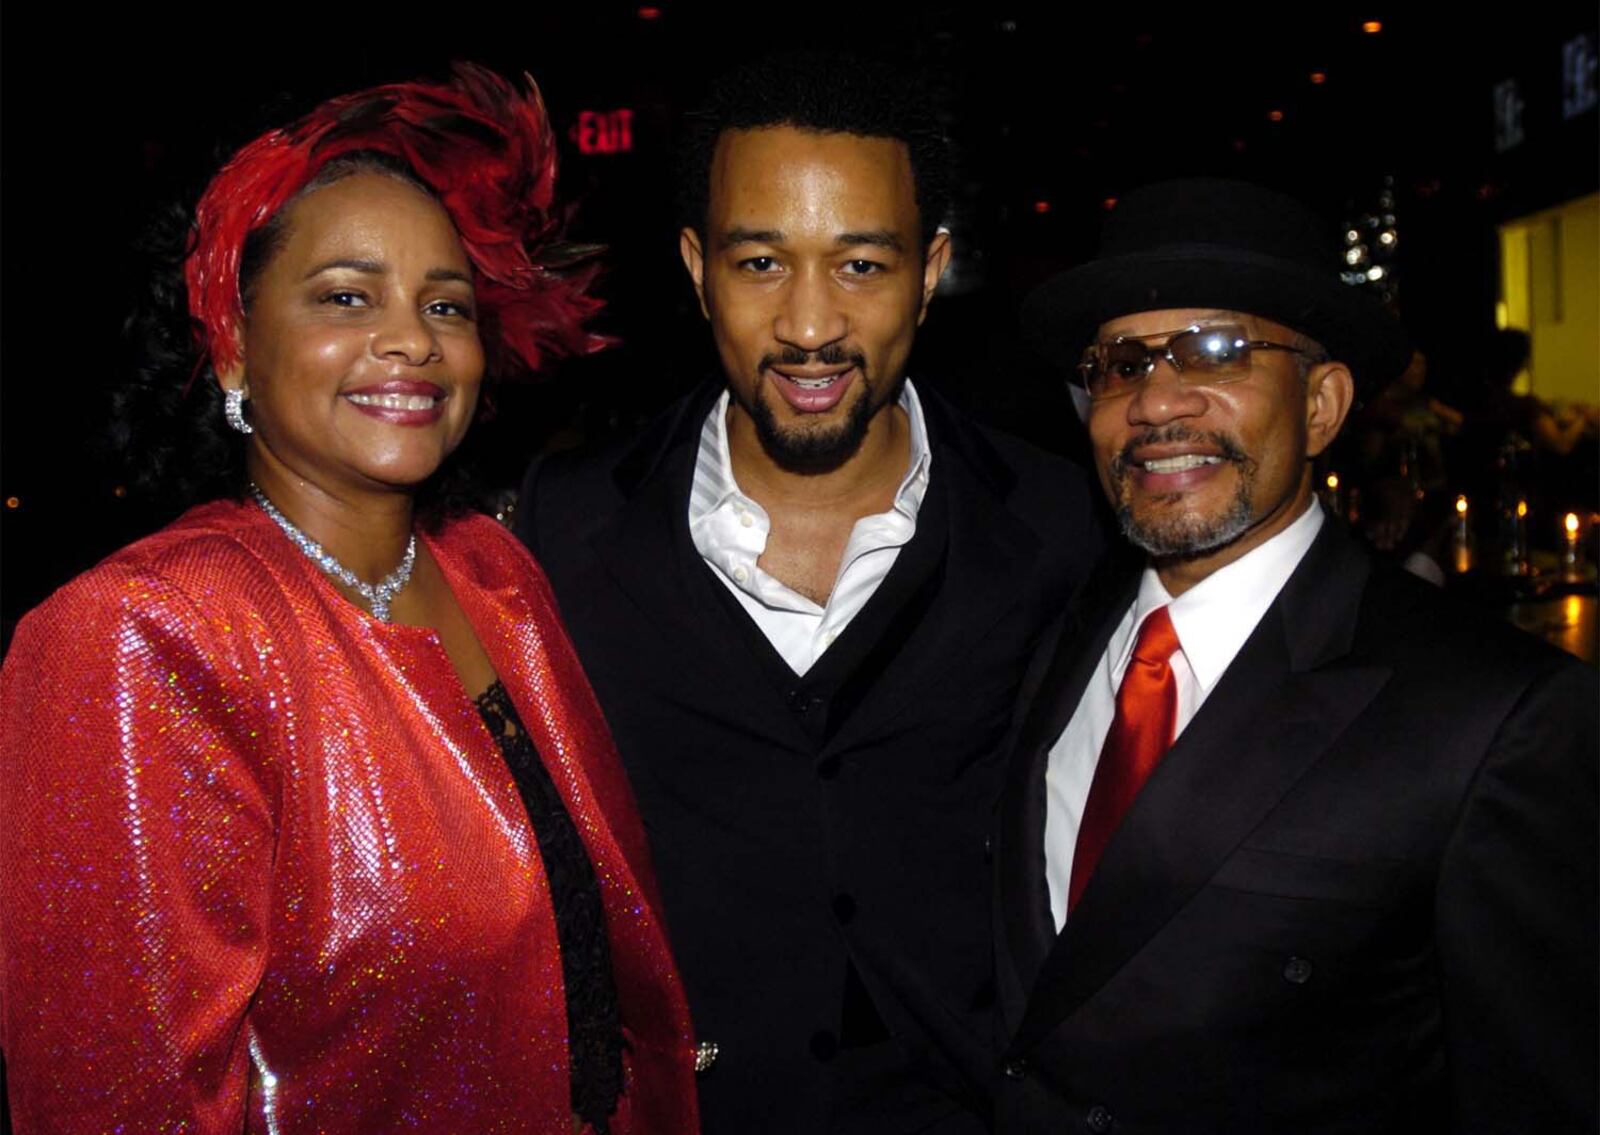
[185,63,606,380]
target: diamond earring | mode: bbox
[224,388,254,435]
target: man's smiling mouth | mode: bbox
[1140,454,1224,474]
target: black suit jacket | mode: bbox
[518,383,1103,1133]
[994,521,1598,1134]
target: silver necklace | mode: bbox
[249,484,417,622]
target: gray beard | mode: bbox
[1116,481,1255,559]
[1108,426,1257,559]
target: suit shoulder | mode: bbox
[1356,562,1585,689]
[514,431,641,553]
[963,419,1106,557]
[523,433,635,506]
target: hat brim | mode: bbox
[1023,244,1411,396]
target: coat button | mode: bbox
[786,689,825,714]
[1086,1104,1114,1132]
[817,755,841,780]
[1002,1057,1028,1080]
[831,893,857,923]
[1283,956,1314,985]
[809,1030,838,1061]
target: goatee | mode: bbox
[738,344,879,475]
[1107,426,1257,558]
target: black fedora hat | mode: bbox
[1023,178,1410,395]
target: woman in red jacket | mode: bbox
[0,65,698,1135]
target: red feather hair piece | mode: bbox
[184,63,607,381]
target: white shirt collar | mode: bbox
[1118,501,1325,691]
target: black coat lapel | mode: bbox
[583,386,794,721]
[1013,522,1393,1052]
[996,558,1140,1028]
[822,394,1046,753]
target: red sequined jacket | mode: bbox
[0,500,699,1134]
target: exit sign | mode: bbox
[573,109,634,155]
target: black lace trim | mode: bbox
[475,680,625,1132]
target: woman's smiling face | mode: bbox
[225,171,485,499]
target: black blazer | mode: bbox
[994,520,1598,1134]
[518,383,1103,1134]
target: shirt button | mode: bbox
[739,510,754,528]
[1282,956,1314,985]
[732,566,749,584]
[1085,1104,1114,1132]
[831,893,857,923]
[1001,1057,1027,1080]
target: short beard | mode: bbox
[737,343,881,475]
[1107,426,1257,559]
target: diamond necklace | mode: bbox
[249,484,417,622]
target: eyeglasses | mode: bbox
[1076,324,1310,401]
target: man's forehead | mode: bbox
[713,124,911,161]
[708,126,915,209]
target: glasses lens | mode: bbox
[1088,341,1153,396]
[1170,325,1251,377]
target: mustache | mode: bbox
[1109,426,1250,476]
[760,343,867,371]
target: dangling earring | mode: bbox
[224,388,254,435]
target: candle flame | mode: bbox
[1516,500,1528,518]
[1565,512,1580,535]
[1326,473,1340,490]
[1455,495,1468,515]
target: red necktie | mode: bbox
[1068,605,1181,912]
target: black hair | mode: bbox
[676,50,952,247]
[114,151,485,529]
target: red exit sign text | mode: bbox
[574,109,634,155]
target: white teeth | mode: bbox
[790,375,839,390]
[346,393,439,411]
[1142,454,1223,473]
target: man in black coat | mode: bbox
[517,56,1102,1133]
[994,178,1598,1133]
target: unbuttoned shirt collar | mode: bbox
[688,381,932,675]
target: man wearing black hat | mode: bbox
[993,178,1597,1133]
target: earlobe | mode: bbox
[217,353,248,398]
[918,229,953,324]
[1304,361,1355,457]
[679,227,710,319]
[216,336,248,397]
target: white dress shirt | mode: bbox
[1043,501,1325,929]
[688,382,932,676]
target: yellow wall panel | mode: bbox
[1499,194,1600,406]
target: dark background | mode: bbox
[2,4,1596,645]
[0,5,1596,1126]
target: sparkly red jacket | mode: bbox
[0,500,699,1134]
